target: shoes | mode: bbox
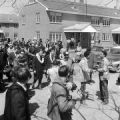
[87,80,95,84]
[102,101,108,105]
[36,85,42,90]
[102,100,109,105]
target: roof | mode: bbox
[37,0,120,19]
[112,27,120,33]
[64,23,98,32]
[0,14,18,23]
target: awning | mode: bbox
[0,29,3,33]
[112,27,120,33]
[64,23,98,33]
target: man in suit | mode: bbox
[45,47,56,71]
[32,48,45,89]
[44,47,56,82]
[4,67,31,120]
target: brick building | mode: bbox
[18,0,120,48]
[0,14,19,42]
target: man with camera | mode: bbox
[47,65,80,120]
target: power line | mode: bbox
[105,0,114,6]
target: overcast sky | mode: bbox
[0,0,118,14]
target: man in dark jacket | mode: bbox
[44,47,56,71]
[32,48,45,89]
[4,67,31,120]
[0,46,8,91]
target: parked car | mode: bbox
[107,46,120,73]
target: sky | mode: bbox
[0,0,118,15]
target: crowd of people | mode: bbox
[0,38,110,120]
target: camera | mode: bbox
[66,82,77,91]
[71,82,77,91]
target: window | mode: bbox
[50,12,62,23]
[5,32,9,38]
[49,32,62,42]
[102,33,110,41]
[14,33,18,38]
[36,31,40,40]
[36,12,40,23]
[102,18,110,27]
[6,23,9,28]
[91,17,100,26]
[22,15,26,25]
[14,24,18,28]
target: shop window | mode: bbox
[49,32,62,42]
[36,12,40,24]
[49,12,62,23]
[36,31,40,40]
[102,33,110,41]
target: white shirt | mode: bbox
[47,66,59,83]
[17,82,27,91]
[79,57,91,73]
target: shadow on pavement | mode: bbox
[27,90,35,100]
[41,82,49,89]
[96,91,101,100]
[0,115,4,120]
[0,82,10,93]
[29,103,39,115]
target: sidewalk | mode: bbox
[0,64,120,120]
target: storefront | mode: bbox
[64,23,97,48]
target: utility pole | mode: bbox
[85,0,87,16]
[116,0,119,9]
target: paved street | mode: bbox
[0,63,120,120]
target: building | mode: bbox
[0,14,19,42]
[18,0,120,48]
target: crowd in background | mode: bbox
[0,38,110,120]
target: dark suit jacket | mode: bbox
[32,56,45,78]
[4,83,30,120]
[44,54,55,70]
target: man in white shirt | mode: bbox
[47,61,60,87]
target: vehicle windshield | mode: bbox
[110,48,120,54]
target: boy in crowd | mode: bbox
[4,67,31,120]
